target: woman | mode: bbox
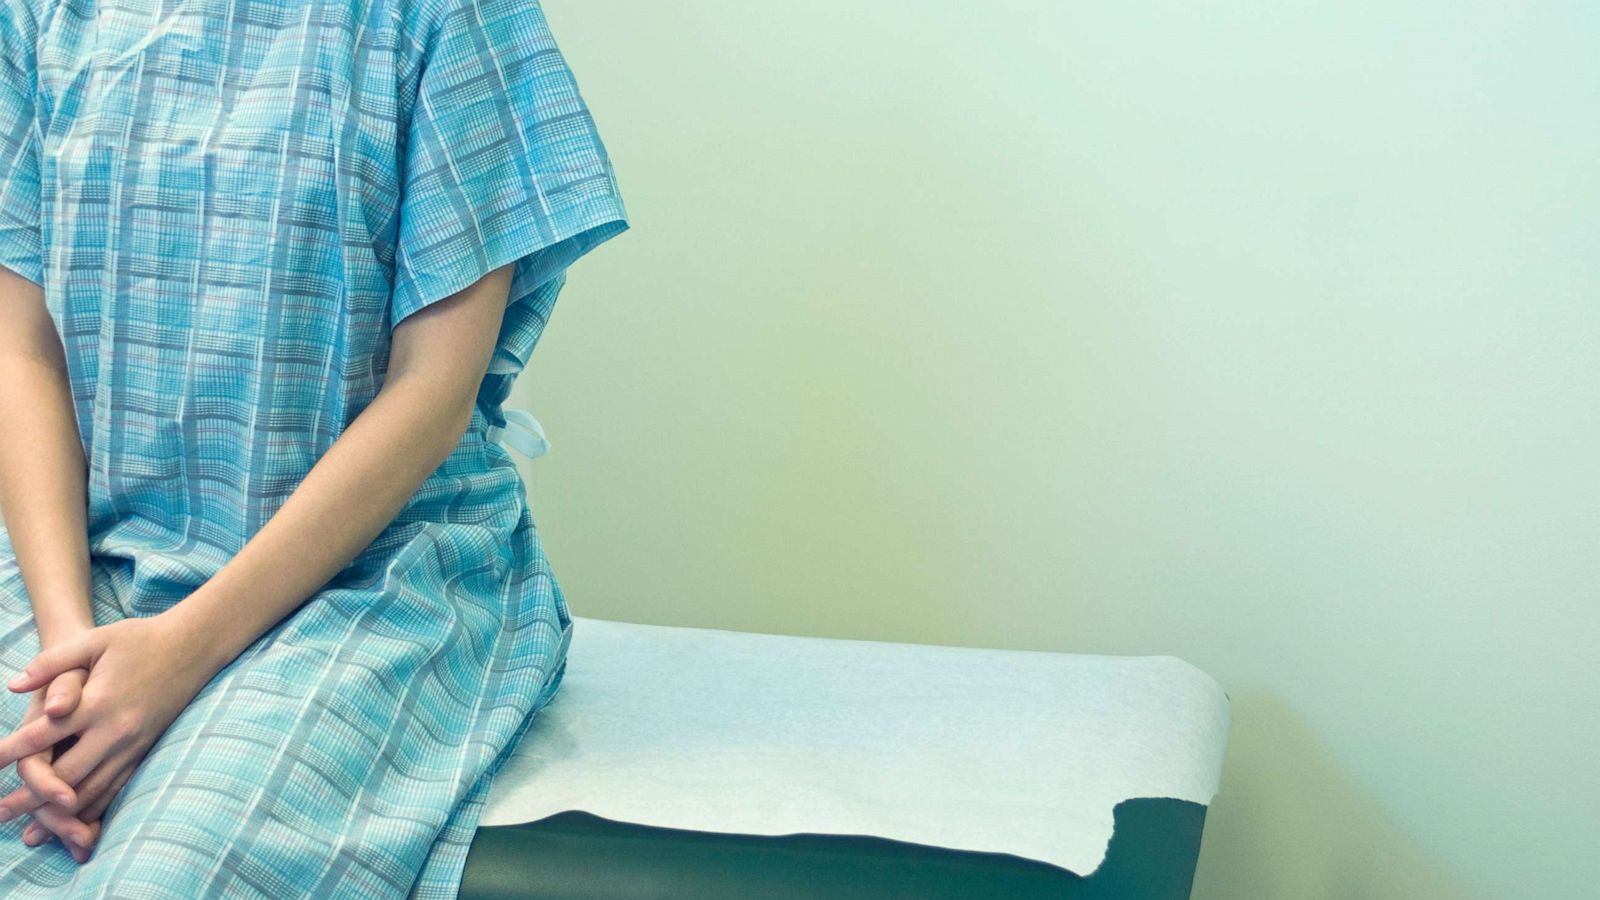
[0,0,629,893]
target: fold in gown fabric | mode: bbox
[0,0,629,894]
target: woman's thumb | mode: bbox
[7,640,96,693]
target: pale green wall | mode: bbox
[521,2,1597,898]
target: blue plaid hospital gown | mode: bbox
[0,0,628,894]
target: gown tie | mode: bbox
[487,407,551,459]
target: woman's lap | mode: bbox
[0,543,507,899]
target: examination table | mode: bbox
[458,616,1231,899]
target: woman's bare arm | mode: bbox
[0,260,517,852]
[167,262,516,670]
[0,266,96,648]
[0,262,519,859]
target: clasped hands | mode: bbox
[0,612,219,863]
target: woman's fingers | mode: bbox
[79,764,134,825]
[6,637,100,695]
[0,713,113,825]
[75,818,103,862]
[0,683,95,826]
[12,751,102,859]
[9,750,75,811]
[40,757,130,864]
[0,707,85,771]
[22,725,118,812]
[43,669,87,719]
[21,820,48,846]
[28,800,94,857]
[0,777,38,821]
[58,753,123,820]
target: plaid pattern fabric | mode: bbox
[0,0,628,895]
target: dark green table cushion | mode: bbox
[459,796,1207,900]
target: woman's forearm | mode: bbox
[166,367,476,670]
[164,265,514,674]
[0,272,96,649]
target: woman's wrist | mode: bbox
[156,588,255,679]
[34,602,95,651]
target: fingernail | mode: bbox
[6,674,24,690]
[54,793,72,806]
[0,808,13,823]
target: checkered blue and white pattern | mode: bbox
[0,0,629,894]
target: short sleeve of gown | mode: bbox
[0,5,43,288]
[388,0,630,338]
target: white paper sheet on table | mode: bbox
[480,615,1231,877]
